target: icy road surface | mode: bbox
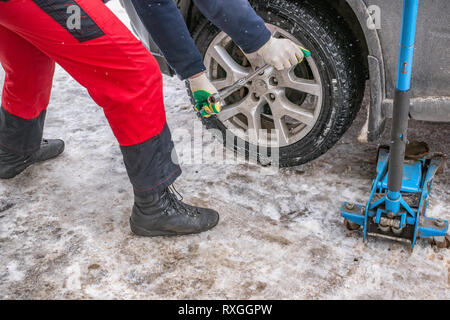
[0,1,448,299]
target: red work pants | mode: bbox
[0,0,181,194]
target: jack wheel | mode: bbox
[344,219,361,231]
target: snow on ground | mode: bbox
[0,1,448,299]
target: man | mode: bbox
[130,0,305,117]
[0,0,219,237]
[0,0,300,238]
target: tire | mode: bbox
[188,0,365,167]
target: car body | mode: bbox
[121,0,450,143]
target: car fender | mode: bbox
[345,0,386,141]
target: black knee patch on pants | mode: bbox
[0,107,46,155]
[120,123,182,195]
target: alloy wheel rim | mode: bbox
[204,24,323,148]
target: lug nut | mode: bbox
[269,93,276,101]
[270,77,278,86]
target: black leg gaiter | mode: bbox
[0,107,46,155]
[120,123,182,196]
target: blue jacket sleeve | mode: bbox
[131,0,206,80]
[193,0,271,54]
[131,0,271,80]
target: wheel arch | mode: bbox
[302,0,387,141]
[342,0,387,141]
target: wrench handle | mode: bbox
[207,93,221,105]
[208,64,273,106]
[205,47,311,112]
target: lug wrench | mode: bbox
[207,47,312,106]
[207,64,274,106]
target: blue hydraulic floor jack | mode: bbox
[341,0,449,249]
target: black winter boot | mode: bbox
[130,186,219,237]
[0,139,65,179]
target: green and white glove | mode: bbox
[256,37,309,70]
[189,73,221,118]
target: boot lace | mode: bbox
[163,185,200,217]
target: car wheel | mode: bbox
[188,0,365,167]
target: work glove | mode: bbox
[256,37,307,70]
[189,73,221,118]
